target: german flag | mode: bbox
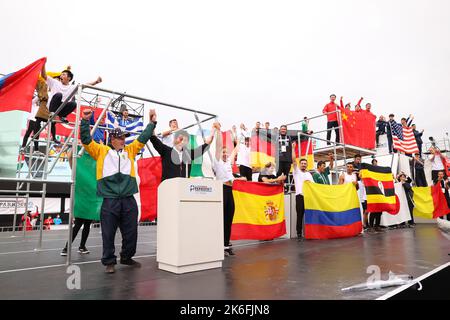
[250,130,275,169]
[360,163,397,214]
[231,180,286,240]
[293,139,314,171]
[412,185,450,219]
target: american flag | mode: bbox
[390,121,419,154]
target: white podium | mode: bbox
[156,178,224,274]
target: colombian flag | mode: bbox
[412,184,450,219]
[293,139,314,171]
[303,182,362,239]
[250,130,275,169]
[231,180,286,240]
[360,163,397,214]
[0,58,46,112]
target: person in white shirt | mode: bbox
[213,126,247,256]
[159,119,179,147]
[238,123,250,145]
[429,146,447,183]
[37,63,102,144]
[339,162,358,187]
[291,151,314,241]
[234,137,253,181]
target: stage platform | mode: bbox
[0,224,449,300]
[313,144,376,162]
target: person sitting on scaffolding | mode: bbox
[37,62,102,145]
[323,94,340,145]
[21,67,69,154]
[300,116,313,141]
[80,108,157,274]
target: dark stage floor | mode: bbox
[0,224,449,300]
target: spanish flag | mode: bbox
[293,139,314,171]
[360,163,397,214]
[231,180,286,240]
[412,184,450,219]
[303,182,362,239]
[250,130,275,169]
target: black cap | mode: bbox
[110,127,130,138]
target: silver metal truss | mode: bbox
[0,83,217,266]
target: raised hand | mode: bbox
[149,109,157,122]
[82,109,93,121]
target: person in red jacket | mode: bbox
[44,216,54,230]
[21,211,33,231]
[323,94,340,145]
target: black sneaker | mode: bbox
[120,259,141,267]
[78,247,90,254]
[225,248,235,256]
[60,248,67,256]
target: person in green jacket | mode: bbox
[312,153,334,185]
[80,108,156,274]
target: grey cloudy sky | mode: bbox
[1,0,450,144]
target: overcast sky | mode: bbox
[1,0,450,144]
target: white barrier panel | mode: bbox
[0,198,70,215]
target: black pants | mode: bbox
[223,185,235,247]
[21,120,39,151]
[49,93,77,118]
[277,161,292,178]
[387,133,393,153]
[406,198,415,225]
[326,121,340,145]
[369,212,382,228]
[376,131,384,146]
[296,194,305,237]
[34,117,56,142]
[239,165,252,181]
[66,218,92,249]
[415,169,428,187]
[100,197,138,266]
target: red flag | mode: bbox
[0,58,46,112]
[341,109,376,149]
[431,184,450,219]
[137,157,162,222]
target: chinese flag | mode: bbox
[341,109,376,149]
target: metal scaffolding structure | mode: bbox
[0,83,217,265]
[288,108,376,184]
